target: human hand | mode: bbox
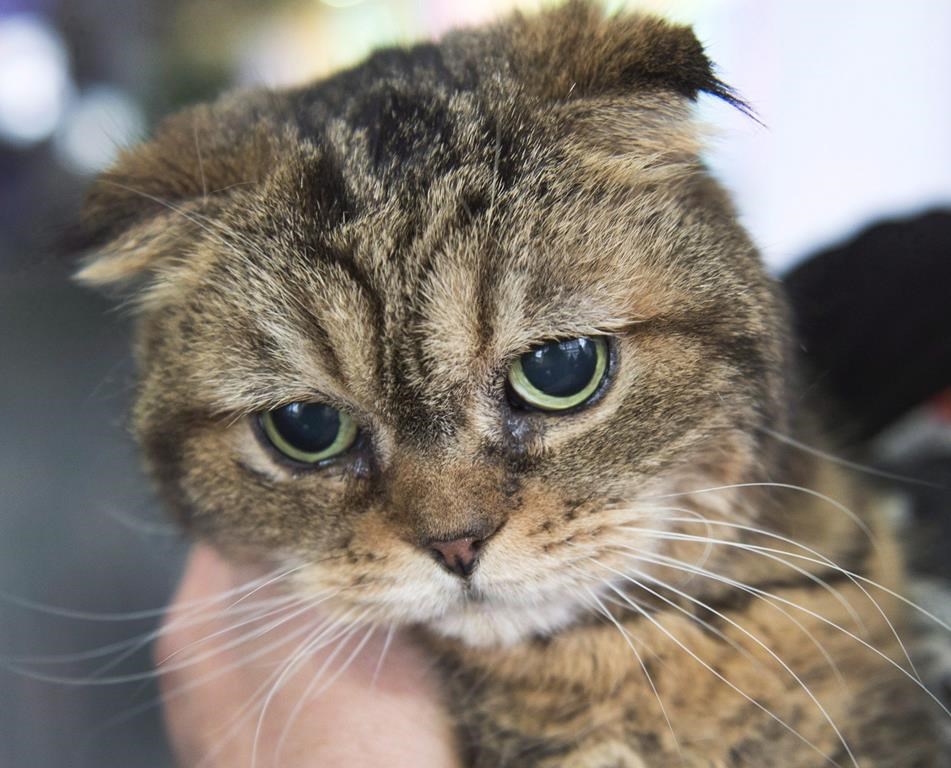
[155,545,459,767]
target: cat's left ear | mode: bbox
[494,0,745,111]
[485,2,749,176]
[74,92,282,291]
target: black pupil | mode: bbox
[269,402,341,454]
[521,338,599,397]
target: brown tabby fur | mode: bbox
[77,2,947,765]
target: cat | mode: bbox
[75,1,948,765]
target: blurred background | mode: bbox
[0,1,949,766]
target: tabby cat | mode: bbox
[76,2,948,765]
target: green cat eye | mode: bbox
[259,402,358,464]
[507,336,609,412]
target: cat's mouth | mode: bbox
[410,562,601,646]
[293,525,649,647]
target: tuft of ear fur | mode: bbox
[74,91,284,289]
[493,0,745,111]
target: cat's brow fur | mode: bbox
[77,2,947,765]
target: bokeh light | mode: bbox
[53,86,145,175]
[0,14,71,146]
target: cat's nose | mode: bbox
[427,530,497,578]
[429,537,481,577]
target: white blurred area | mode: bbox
[693,0,951,269]
[3,0,949,271]
[0,15,71,146]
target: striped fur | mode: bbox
[77,2,946,764]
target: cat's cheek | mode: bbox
[161,419,347,550]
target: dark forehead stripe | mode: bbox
[291,42,470,115]
[348,84,458,177]
[287,42,468,178]
[308,238,389,391]
[290,33,534,193]
[227,139,384,393]
[298,144,356,227]
[380,234,465,443]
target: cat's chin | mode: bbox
[426,598,583,648]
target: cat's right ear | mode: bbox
[74,94,280,292]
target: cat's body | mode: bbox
[77,2,947,765]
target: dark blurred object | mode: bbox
[784,209,951,442]
[897,451,951,581]
[873,393,951,581]
[785,211,951,583]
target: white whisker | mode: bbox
[0,563,290,623]
[226,562,312,609]
[619,548,951,723]
[640,482,874,543]
[273,622,378,767]
[627,509,928,678]
[589,570,843,767]
[10,595,299,678]
[154,594,319,670]
[196,608,370,768]
[76,614,323,764]
[623,525,867,633]
[370,623,396,689]
[758,427,943,488]
[630,527,918,678]
[584,587,685,764]
[8,595,321,687]
[595,557,859,767]
[608,583,841,768]
[251,610,373,768]
[595,566,776,674]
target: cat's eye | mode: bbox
[259,402,358,464]
[507,336,609,412]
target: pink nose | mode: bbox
[429,537,482,578]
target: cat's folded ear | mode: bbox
[74,92,282,291]
[495,0,744,110]
[480,1,749,181]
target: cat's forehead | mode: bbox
[197,161,634,420]
[209,93,617,342]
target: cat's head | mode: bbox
[77,2,793,646]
